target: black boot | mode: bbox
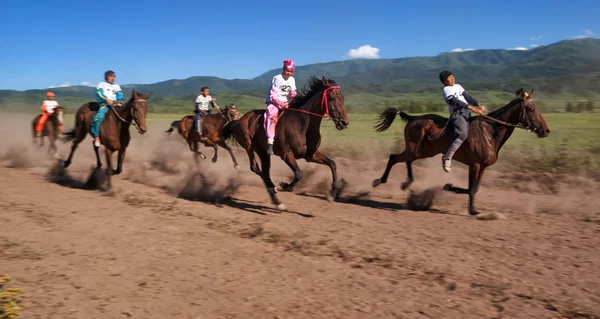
[267,144,274,155]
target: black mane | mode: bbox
[288,76,337,109]
[486,97,522,119]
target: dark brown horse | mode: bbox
[372,88,551,215]
[222,76,349,210]
[164,104,241,168]
[61,90,151,189]
[31,106,64,155]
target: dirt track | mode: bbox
[1,113,599,319]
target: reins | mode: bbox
[109,99,145,132]
[283,85,341,119]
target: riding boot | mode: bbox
[267,143,274,155]
[442,138,464,172]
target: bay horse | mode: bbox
[61,90,151,189]
[31,106,64,155]
[164,104,241,168]
[222,76,349,210]
[372,88,551,215]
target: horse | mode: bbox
[372,88,551,215]
[31,106,64,155]
[222,76,349,210]
[60,90,152,189]
[164,104,241,168]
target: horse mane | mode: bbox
[288,76,337,110]
[485,97,522,120]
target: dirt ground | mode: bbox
[1,112,599,319]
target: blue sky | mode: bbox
[1,0,598,90]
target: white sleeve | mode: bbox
[195,95,202,103]
[443,87,453,100]
[289,77,297,91]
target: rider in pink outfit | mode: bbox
[264,59,297,155]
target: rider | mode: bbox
[439,70,487,172]
[36,92,62,137]
[194,86,220,141]
[92,70,124,147]
[264,59,297,155]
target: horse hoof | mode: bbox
[275,203,286,211]
[401,181,411,191]
[113,169,122,175]
[279,182,293,192]
[469,210,481,216]
[212,158,217,163]
[372,178,382,188]
[234,164,240,170]
[443,183,453,191]
[200,154,207,160]
[63,160,71,168]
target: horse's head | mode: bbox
[223,104,240,121]
[515,88,551,138]
[320,76,349,130]
[129,89,152,134]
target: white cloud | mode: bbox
[529,36,543,41]
[507,46,528,51]
[451,48,475,52]
[573,29,595,39]
[530,44,540,48]
[48,82,71,88]
[344,45,380,59]
[79,81,94,87]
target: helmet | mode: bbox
[283,59,295,72]
[46,92,55,97]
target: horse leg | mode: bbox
[443,164,485,215]
[279,152,302,192]
[217,140,240,169]
[104,149,114,190]
[372,150,412,188]
[195,142,207,160]
[211,143,218,163]
[63,126,86,168]
[307,151,341,202]
[257,151,285,210]
[245,145,261,176]
[93,144,102,168]
[113,148,126,175]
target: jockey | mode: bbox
[264,59,297,155]
[194,86,220,141]
[439,70,487,172]
[92,70,124,147]
[36,92,62,137]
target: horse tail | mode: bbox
[60,129,76,143]
[164,120,179,135]
[222,120,239,144]
[397,111,417,122]
[375,107,407,132]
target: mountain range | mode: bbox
[2,38,600,103]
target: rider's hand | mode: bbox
[281,103,289,109]
[473,108,483,115]
[479,104,487,112]
[106,99,114,106]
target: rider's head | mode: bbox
[439,70,454,86]
[104,70,116,84]
[46,92,55,100]
[282,59,295,79]
[201,86,210,96]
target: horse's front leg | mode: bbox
[443,164,485,215]
[113,148,126,175]
[104,148,114,190]
[307,151,341,202]
[279,151,302,192]
[218,140,240,169]
[93,143,102,168]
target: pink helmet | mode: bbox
[283,59,295,72]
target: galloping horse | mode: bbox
[164,104,240,168]
[372,88,551,215]
[31,106,64,155]
[61,90,151,189]
[223,76,349,210]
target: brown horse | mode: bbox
[164,104,241,168]
[222,76,349,210]
[372,88,551,215]
[31,106,64,155]
[61,90,151,189]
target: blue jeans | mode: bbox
[194,110,211,133]
[450,108,470,141]
[91,105,109,138]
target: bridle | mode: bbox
[286,85,341,119]
[479,99,538,132]
[110,98,146,133]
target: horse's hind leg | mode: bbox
[113,148,126,175]
[63,127,86,168]
[372,150,412,188]
[307,151,341,202]
[257,151,284,210]
[218,140,239,169]
[104,148,114,190]
[279,151,302,192]
[211,143,218,163]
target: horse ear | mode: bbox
[529,89,535,99]
[517,87,525,98]
[322,76,330,86]
[132,89,138,99]
[142,92,153,100]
